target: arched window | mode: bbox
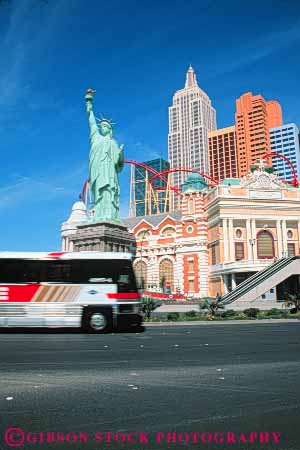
[136,230,151,241]
[134,260,147,289]
[257,230,274,259]
[161,226,175,237]
[159,259,174,292]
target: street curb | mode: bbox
[144,319,300,326]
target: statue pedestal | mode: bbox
[69,221,136,254]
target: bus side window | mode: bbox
[0,260,40,283]
[23,261,42,283]
[41,261,72,283]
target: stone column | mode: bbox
[246,219,252,260]
[199,249,208,297]
[223,274,229,294]
[174,253,184,294]
[282,220,287,256]
[231,273,236,290]
[223,219,229,262]
[276,220,283,258]
[251,219,257,259]
[228,219,234,261]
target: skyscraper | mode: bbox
[168,66,216,206]
[270,123,300,182]
[235,92,282,177]
[208,126,238,181]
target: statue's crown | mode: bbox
[97,114,115,128]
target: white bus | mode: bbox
[0,251,142,333]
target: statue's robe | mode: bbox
[88,109,123,220]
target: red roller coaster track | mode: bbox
[262,152,299,187]
[81,152,299,206]
[149,167,219,190]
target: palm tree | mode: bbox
[284,293,300,313]
[200,293,224,317]
[141,297,161,321]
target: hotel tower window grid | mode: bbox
[209,126,238,181]
[235,92,282,177]
[270,124,300,182]
[168,66,216,208]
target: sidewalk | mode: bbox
[145,318,300,326]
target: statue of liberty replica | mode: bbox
[85,89,124,222]
[61,89,136,254]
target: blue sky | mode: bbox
[0,0,300,251]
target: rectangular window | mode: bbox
[287,243,295,257]
[188,259,194,272]
[188,278,195,292]
[235,243,244,261]
[211,245,216,265]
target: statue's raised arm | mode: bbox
[85,89,99,140]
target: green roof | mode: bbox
[220,178,241,186]
[182,173,208,192]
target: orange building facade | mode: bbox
[235,92,282,177]
[208,126,238,181]
[124,163,300,302]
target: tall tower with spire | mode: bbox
[168,66,216,208]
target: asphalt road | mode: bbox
[0,323,299,450]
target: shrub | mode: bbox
[185,310,197,318]
[288,311,300,319]
[233,313,248,320]
[220,309,236,318]
[167,312,180,321]
[265,308,282,316]
[243,308,260,318]
[283,293,300,312]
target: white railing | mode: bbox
[210,259,272,274]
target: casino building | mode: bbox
[62,161,300,304]
[123,161,300,302]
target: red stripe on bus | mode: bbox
[106,293,140,300]
[47,252,66,259]
[0,285,40,302]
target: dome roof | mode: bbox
[182,173,208,192]
[67,200,88,224]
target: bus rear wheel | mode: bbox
[82,308,112,333]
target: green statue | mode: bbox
[85,89,124,222]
